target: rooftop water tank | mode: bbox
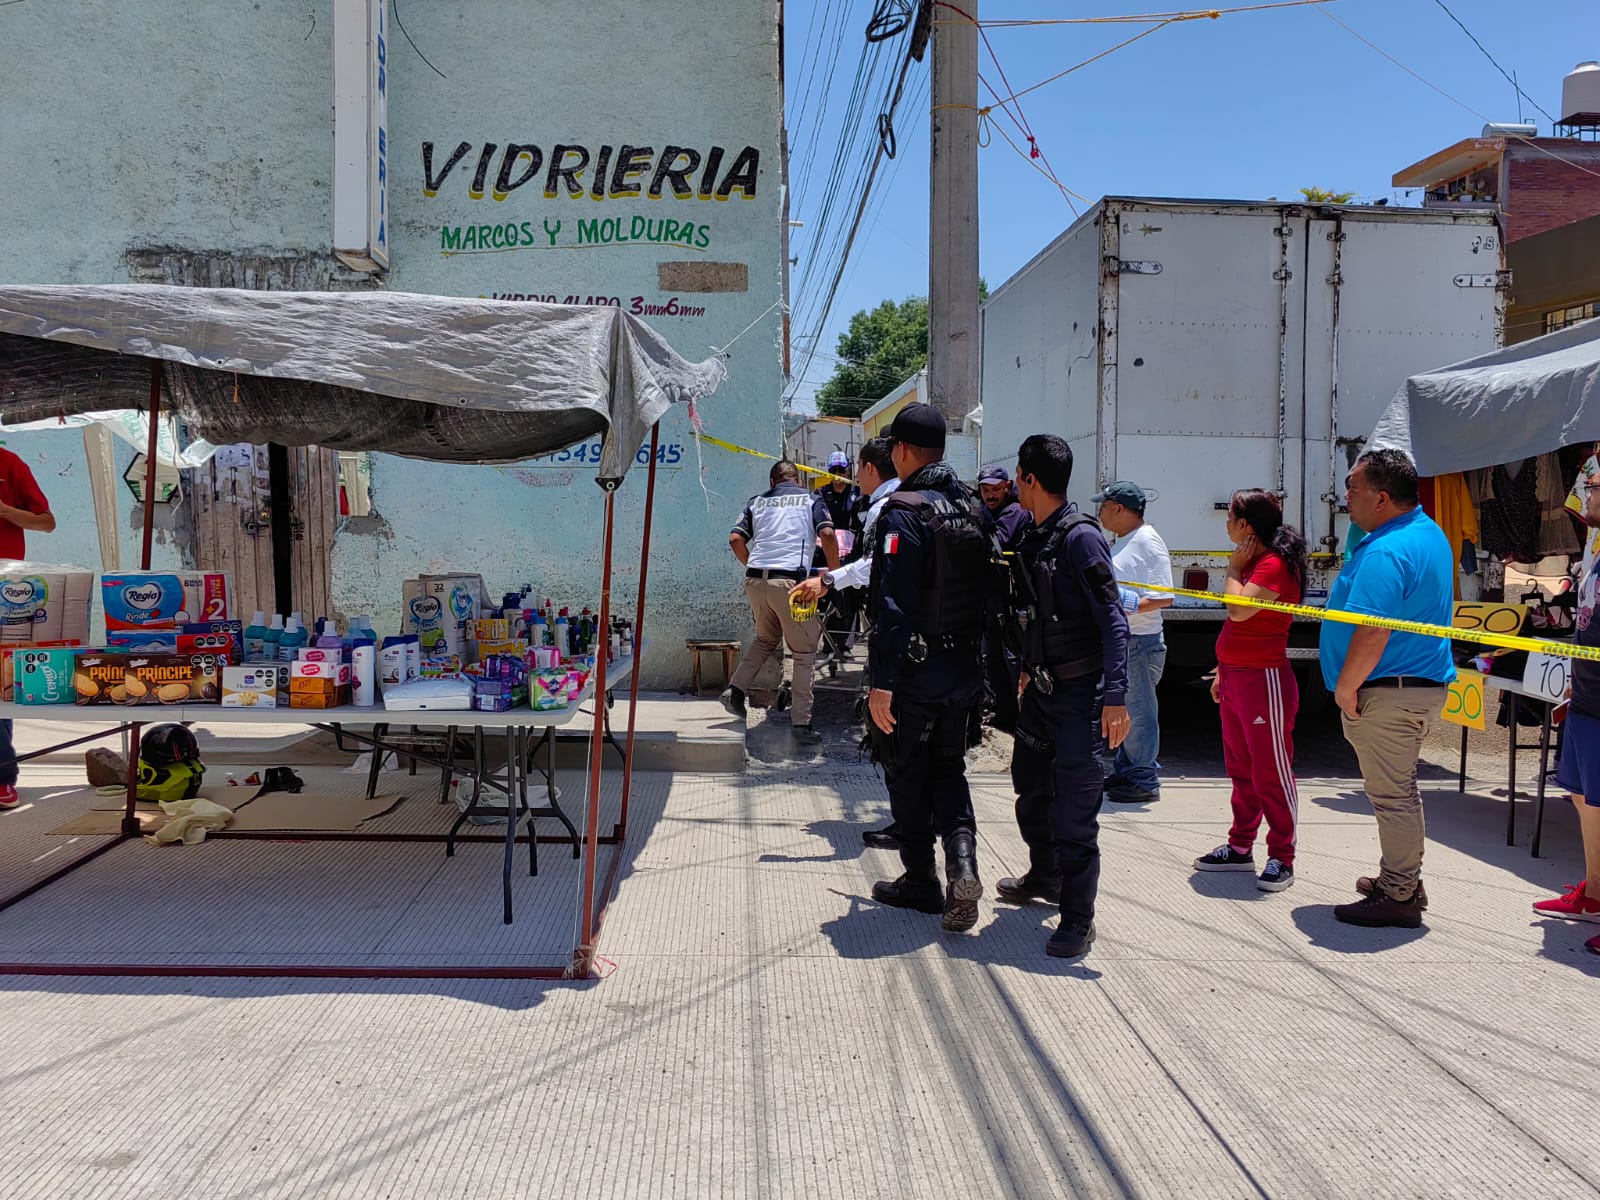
[1560,61,1600,126]
[1482,122,1538,138]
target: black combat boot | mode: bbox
[872,844,945,914]
[941,830,983,932]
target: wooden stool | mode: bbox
[687,639,741,695]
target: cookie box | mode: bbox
[73,652,225,706]
[1,640,82,702]
[221,665,284,708]
[14,647,82,705]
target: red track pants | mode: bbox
[1219,664,1300,868]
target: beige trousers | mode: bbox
[1340,685,1442,899]
[729,577,821,725]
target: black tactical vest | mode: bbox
[872,487,994,639]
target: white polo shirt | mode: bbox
[733,483,834,572]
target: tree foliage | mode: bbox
[814,283,986,418]
[1298,186,1357,204]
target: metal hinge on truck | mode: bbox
[1104,257,1162,276]
[1453,270,1512,290]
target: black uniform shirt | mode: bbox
[1016,502,1131,706]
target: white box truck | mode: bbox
[979,197,1505,700]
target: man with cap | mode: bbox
[814,450,863,556]
[978,465,1032,551]
[864,404,995,932]
[978,464,1032,732]
[1094,481,1173,804]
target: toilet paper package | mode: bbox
[101,571,231,630]
[0,562,95,645]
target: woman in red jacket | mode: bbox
[1193,489,1308,892]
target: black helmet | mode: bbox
[140,723,201,768]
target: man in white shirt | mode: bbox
[1094,481,1173,803]
[724,460,840,745]
[789,437,900,842]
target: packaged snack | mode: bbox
[222,665,284,708]
[73,652,226,706]
[14,647,80,704]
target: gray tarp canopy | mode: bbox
[1367,317,1600,476]
[0,284,726,475]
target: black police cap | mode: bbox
[887,403,946,449]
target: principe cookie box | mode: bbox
[72,651,228,706]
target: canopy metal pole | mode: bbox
[617,423,660,839]
[140,360,161,570]
[574,482,618,976]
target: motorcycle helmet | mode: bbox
[139,723,201,768]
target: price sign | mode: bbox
[1451,601,1529,637]
[1442,669,1487,731]
[1522,651,1571,704]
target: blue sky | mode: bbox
[783,0,1597,408]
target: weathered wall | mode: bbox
[333,1,784,683]
[0,2,784,682]
[0,0,339,577]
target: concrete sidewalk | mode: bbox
[0,730,1596,1197]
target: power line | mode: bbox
[1428,0,1554,123]
[786,29,926,402]
[1320,7,1600,185]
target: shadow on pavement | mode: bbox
[1290,904,1429,951]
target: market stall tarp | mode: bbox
[0,285,725,475]
[1367,317,1600,476]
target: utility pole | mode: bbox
[927,0,980,425]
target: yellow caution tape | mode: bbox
[788,591,819,623]
[693,430,854,486]
[1122,579,1600,662]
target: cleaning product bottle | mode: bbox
[263,614,285,661]
[278,615,307,662]
[530,609,547,649]
[315,617,343,649]
[554,610,570,659]
[405,633,421,681]
[352,636,377,706]
[379,635,408,690]
[244,611,269,660]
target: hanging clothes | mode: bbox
[1536,452,1583,558]
[1473,458,1541,563]
[1432,473,1480,598]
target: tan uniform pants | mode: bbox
[1340,684,1442,899]
[729,577,822,725]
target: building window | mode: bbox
[1545,303,1599,334]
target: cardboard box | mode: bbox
[108,621,243,660]
[475,640,527,661]
[101,572,230,631]
[289,685,351,709]
[290,661,352,685]
[73,652,225,706]
[15,647,81,704]
[1,640,82,702]
[221,665,283,708]
[473,618,510,643]
[237,661,290,707]
[296,646,352,665]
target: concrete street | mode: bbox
[0,694,1594,1199]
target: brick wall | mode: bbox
[1503,141,1600,241]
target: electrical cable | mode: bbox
[1428,0,1554,123]
[1320,7,1600,185]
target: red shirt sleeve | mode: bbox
[6,456,49,515]
[1247,552,1292,597]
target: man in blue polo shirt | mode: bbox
[1320,449,1455,929]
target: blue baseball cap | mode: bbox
[977,465,1011,484]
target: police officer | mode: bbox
[977,464,1032,733]
[866,404,993,933]
[997,434,1131,958]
